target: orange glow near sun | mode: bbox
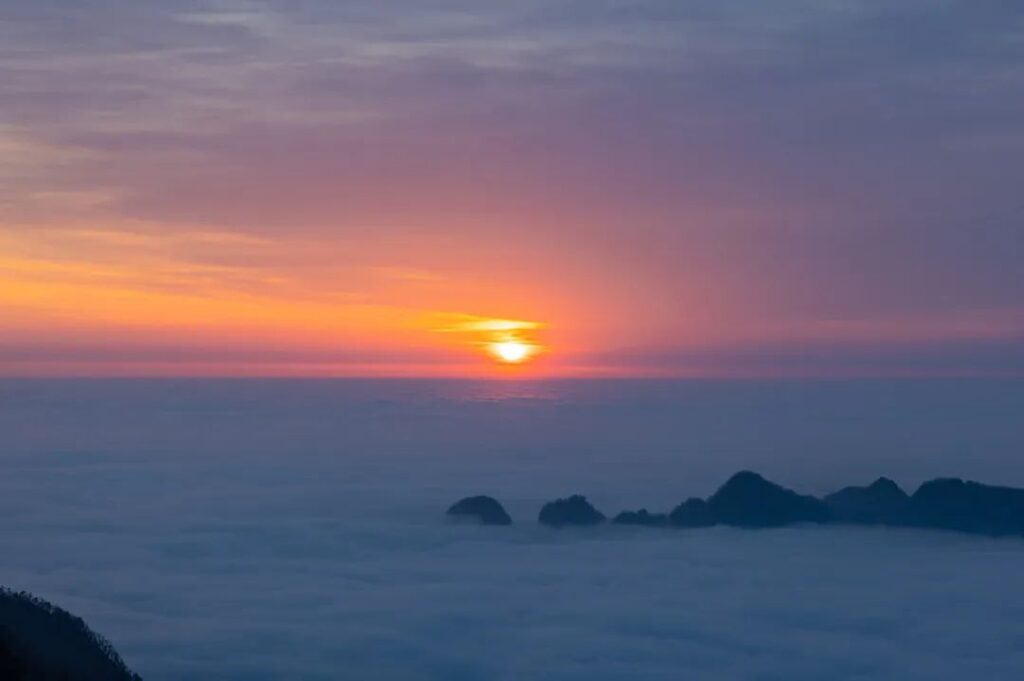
[489,339,536,364]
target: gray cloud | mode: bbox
[2,379,1024,679]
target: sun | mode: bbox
[489,340,534,364]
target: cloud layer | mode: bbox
[1,378,1024,678]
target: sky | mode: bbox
[1,0,1023,377]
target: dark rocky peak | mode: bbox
[612,509,669,527]
[866,477,906,495]
[538,495,606,527]
[446,496,512,525]
[908,478,1024,536]
[707,471,829,527]
[668,498,716,528]
[825,477,910,525]
[0,588,141,681]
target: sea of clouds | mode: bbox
[1,378,1023,680]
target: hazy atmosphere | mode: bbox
[2,0,1023,376]
[2,2,1023,680]
[3,379,1024,679]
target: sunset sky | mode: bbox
[2,0,1023,377]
